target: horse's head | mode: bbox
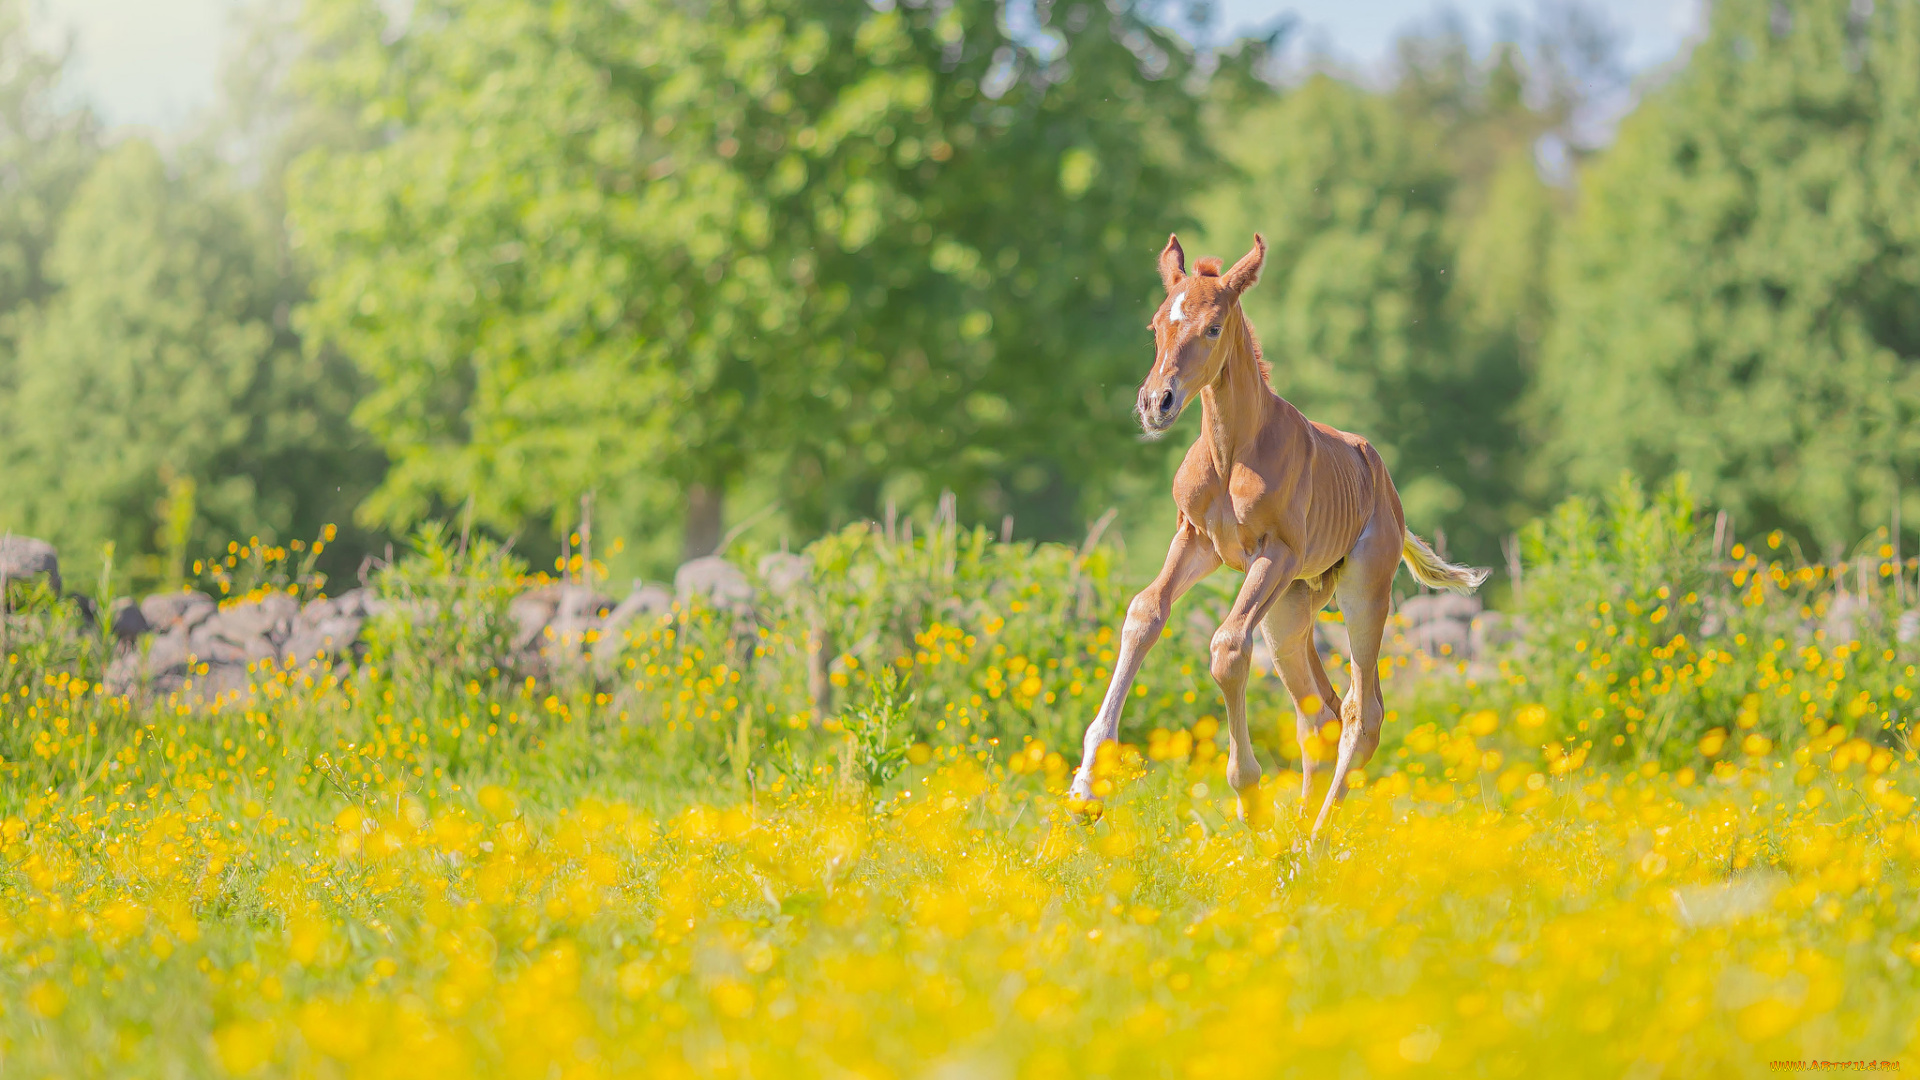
[1136,233,1266,437]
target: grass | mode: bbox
[1,499,1918,1077]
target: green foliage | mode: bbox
[1515,473,1713,753]
[0,139,376,586]
[0,581,100,716]
[0,1,97,353]
[839,665,914,791]
[13,0,1920,631]
[785,514,1213,753]
[802,516,1106,682]
[364,524,527,703]
[287,0,1224,565]
[0,564,121,779]
[1514,473,1913,763]
[5,483,1918,810]
[1540,0,1920,552]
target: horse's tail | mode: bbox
[1400,529,1488,595]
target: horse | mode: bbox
[1068,233,1486,837]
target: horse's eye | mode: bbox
[1206,325,1222,339]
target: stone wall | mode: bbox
[5,533,1539,701]
[0,537,817,701]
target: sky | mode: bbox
[31,0,1703,131]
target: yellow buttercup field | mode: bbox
[3,505,1918,1078]
[4,715,1916,1079]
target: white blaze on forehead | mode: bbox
[1168,290,1187,322]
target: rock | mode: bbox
[182,593,302,670]
[1398,592,1482,626]
[211,592,299,644]
[593,582,674,663]
[1392,592,1484,660]
[757,552,813,598]
[676,556,752,611]
[194,663,253,700]
[279,616,365,667]
[544,585,616,641]
[615,582,673,624]
[509,585,566,650]
[109,597,148,641]
[186,621,250,667]
[1470,611,1523,656]
[107,625,194,695]
[510,583,616,671]
[0,535,60,595]
[303,588,377,623]
[1824,593,1877,645]
[148,627,194,676]
[561,584,616,621]
[268,590,376,669]
[110,588,376,694]
[1407,617,1471,660]
[140,591,216,633]
[103,652,140,694]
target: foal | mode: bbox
[1068,234,1485,837]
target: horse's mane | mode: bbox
[1198,256,1270,383]
[1231,301,1271,383]
[1246,314,1270,383]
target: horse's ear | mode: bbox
[1223,234,1265,295]
[1158,234,1185,292]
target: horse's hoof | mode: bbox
[1225,760,1262,793]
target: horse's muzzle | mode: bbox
[1138,383,1182,436]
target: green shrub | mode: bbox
[363,524,525,698]
[1514,474,1914,764]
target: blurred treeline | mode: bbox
[0,0,1916,589]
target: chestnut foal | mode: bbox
[1069,234,1486,837]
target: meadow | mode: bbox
[2,478,1917,1078]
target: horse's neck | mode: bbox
[1199,315,1274,474]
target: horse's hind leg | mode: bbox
[1312,519,1400,838]
[1258,580,1339,806]
[1070,523,1219,802]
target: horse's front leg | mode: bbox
[1069,522,1219,802]
[1208,541,1301,822]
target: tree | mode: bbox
[1539,0,1920,553]
[1393,5,1612,384]
[0,1,98,378]
[288,0,1223,570]
[0,140,374,581]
